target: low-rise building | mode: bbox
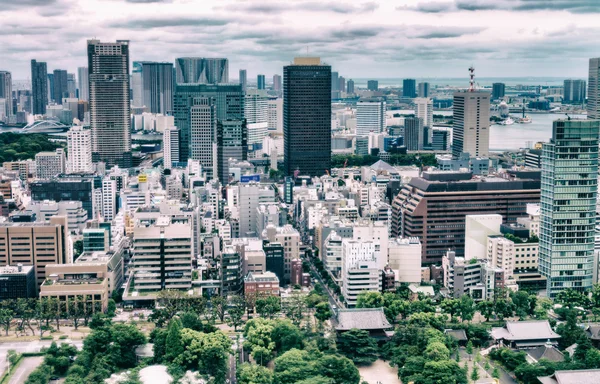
[491,320,560,349]
[244,271,280,297]
[0,265,37,299]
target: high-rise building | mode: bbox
[67,73,76,98]
[47,73,54,104]
[189,97,217,179]
[173,83,244,162]
[175,57,228,84]
[367,80,378,91]
[101,177,117,221]
[268,97,283,132]
[432,129,450,151]
[0,71,12,121]
[77,67,89,102]
[31,60,48,115]
[257,74,266,90]
[339,76,346,93]
[88,39,132,168]
[53,69,68,104]
[347,79,355,94]
[563,79,586,104]
[35,149,66,179]
[587,58,600,119]
[272,74,282,92]
[452,90,490,158]
[284,57,331,176]
[138,62,174,114]
[341,239,384,307]
[404,117,424,150]
[163,126,179,170]
[239,69,247,91]
[245,89,269,156]
[392,171,540,264]
[418,82,430,98]
[403,79,417,98]
[539,119,599,297]
[356,100,385,136]
[131,61,143,107]
[217,119,247,182]
[331,71,339,92]
[415,97,433,127]
[66,126,93,173]
[492,82,505,100]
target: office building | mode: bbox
[0,265,37,299]
[239,69,247,91]
[387,237,421,284]
[588,58,600,119]
[189,97,217,179]
[268,97,283,132]
[77,67,89,102]
[347,79,355,94]
[139,62,174,114]
[432,129,450,151]
[403,79,417,98]
[131,61,143,107]
[173,83,244,162]
[31,176,97,220]
[217,119,247,182]
[263,224,300,283]
[415,97,433,128]
[492,83,505,100]
[342,239,384,307]
[263,241,285,283]
[540,119,599,297]
[367,80,378,91]
[101,177,117,221]
[245,89,268,155]
[221,245,243,295]
[418,82,430,98]
[175,57,228,84]
[25,200,87,234]
[47,73,54,104]
[283,57,331,176]
[0,217,69,285]
[464,214,502,260]
[88,39,132,168]
[356,100,385,136]
[452,90,490,158]
[66,126,92,174]
[67,73,76,98]
[392,171,541,264]
[35,149,66,179]
[563,79,586,104]
[52,69,68,104]
[163,126,179,170]
[244,271,279,297]
[257,74,266,90]
[404,116,424,150]
[331,71,339,92]
[0,71,12,121]
[83,228,110,252]
[31,60,48,115]
[273,74,282,93]
[236,183,276,236]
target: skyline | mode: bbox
[1,0,600,79]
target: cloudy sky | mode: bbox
[2,0,599,80]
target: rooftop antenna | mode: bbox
[468,66,475,92]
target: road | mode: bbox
[306,259,344,309]
[459,348,516,384]
[0,340,83,378]
[8,356,43,384]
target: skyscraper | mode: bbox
[367,80,378,91]
[66,126,92,174]
[257,74,266,90]
[0,71,12,121]
[587,58,600,119]
[173,83,244,162]
[88,39,132,168]
[338,76,346,92]
[415,97,433,127]
[539,119,599,297]
[239,69,247,91]
[563,79,586,104]
[47,73,54,103]
[492,82,505,100]
[404,117,424,150]
[139,62,174,114]
[347,79,355,94]
[418,82,430,98]
[53,69,68,104]
[67,73,76,98]
[403,79,417,98]
[331,71,339,92]
[31,60,48,115]
[217,119,247,182]
[131,61,143,107]
[189,97,217,179]
[175,58,228,84]
[452,76,490,158]
[283,57,331,176]
[356,100,385,136]
[272,74,282,93]
[77,67,89,102]
[163,126,179,170]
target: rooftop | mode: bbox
[333,308,392,331]
[491,320,560,341]
[538,369,600,384]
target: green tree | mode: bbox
[106,299,117,317]
[314,302,332,328]
[244,319,275,365]
[466,340,474,355]
[283,291,308,326]
[150,327,167,363]
[441,298,461,321]
[493,299,514,321]
[210,295,227,323]
[556,288,590,309]
[65,296,85,330]
[294,376,330,384]
[459,295,475,322]
[492,367,500,379]
[178,328,232,381]
[556,309,587,349]
[165,318,184,363]
[238,363,273,384]
[227,294,246,331]
[255,296,281,319]
[319,354,360,384]
[25,364,53,384]
[0,307,14,336]
[470,366,480,382]
[425,341,450,361]
[421,359,467,384]
[476,300,495,322]
[273,349,320,384]
[271,319,304,353]
[356,291,384,308]
[336,329,378,365]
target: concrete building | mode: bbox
[244,271,279,297]
[31,60,48,115]
[30,176,96,220]
[239,69,247,91]
[415,97,433,128]
[163,126,180,170]
[263,224,299,283]
[238,183,276,236]
[387,237,421,283]
[404,117,424,150]
[342,239,384,307]
[35,149,66,179]
[403,79,416,98]
[540,120,599,297]
[77,67,89,102]
[267,98,283,132]
[464,214,502,260]
[41,263,110,311]
[452,90,490,158]
[83,228,110,253]
[492,83,505,100]
[588,58,600,119]
[217,119,247,182]
[324,231,343,281]
[0,265,37,299]
[356,100,385,136]
[517,204,541,237]
[101,177,117,221]
[418,82,430,98]
[175,57,228,84]
[563,79,586,104]
[66,126,92,174]
[25,200,87,233]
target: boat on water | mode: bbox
[517,116,532,124]
[499,117,515,125]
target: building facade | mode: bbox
[588,58,600,119]
[356,100,385,136]
[452,90,490,158]
[31,60,48,115]
[66,126,93,173]
[175,57,228,84]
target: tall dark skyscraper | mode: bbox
[563,79,586,104]
[88,39,132,168]
[175,58,228,84]
[367,80,378,91]
[217,119,247,182]
[418,82,430,97]
[284,57,331,176]
[347,79,355,94]
[257,74,266,90]
[403,79,417,98]
[173,84,244,163]
[239,69,247,91]
[47,74,54,103]
[139,62,174,114]
[31,60,48,115]
[331,71,339,91]
[492,82,505,100]
[0,71,12,121]
[588,58,600,119]
[53,69,68,104]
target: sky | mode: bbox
[1,0,600,80]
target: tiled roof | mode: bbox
[527,345,564,363]
[538,369,600,384]
[492,320,560,341]
[333,308,392,331]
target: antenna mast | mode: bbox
[468,66,475,92]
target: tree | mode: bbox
[466,340,474,355]
[25,364,53,384]
[470,366,480,382]
[15,298,35,335]
[492,367,500,379]
[109,323,147,369]
[283,292,308,326]
[556,309,587,349]
[0,307,14,336]
[314,302,332,329]
[591,283,600,308]
[476,300,495,322]
[493,299,514,321]
[425,341,450,361]
[459,295,475,322]
[421,359,467,384]
[255,296,281,319]
[237,363,273,384]
[556,288,590,309]
[210,295,227,323]
[227,294,246,331]
[273,349,320,384]
[356,291,384,308]
[66,296,85,330]
[35,297,54,338]
[319,354,360,384]
[178,328,232,382]
[106,299,117,317]
[165,318,184,363]
[441,298,461,321]
[511,291,534,319]
[244,320,275,365]
[336,329,378,365]
[271,319,304,353]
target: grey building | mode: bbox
[432,129,450,151]
[31,60,48,115]
[53,69,68,104]
[139,62,174,114]
[0,265,37,299]
[217,119,247,183]
[563,79,586,104]
[347,79,355,94]
[418,82,430,98]
[540,119,599,297]
[175,57,228,84]
[239,69,247,91]
[88,39,132,168]
[77,67,89,102]
[283,57,331,176]
[257,74,266,90]
[403,79,417,98]
[452,90,490,158]
[0,71,12,121]
[404,116,424,150]
[367,80,378,91]
[30,175,98,219]
[492,83,505,100]
[588,58,600,119]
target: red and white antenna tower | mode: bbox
[468,66,475,92]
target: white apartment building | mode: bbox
[464,214,502,260]
[324,231,343,281]
[356,100,385,136]
[414,97,433,127]
[101,177,117,221]
[237,183,276,236]
[341,239,384,307]
[35,149,66,179]
[262,224,299,282]
[267,98,283,132]
[163,126,180,170]
[388,237,422,283]
[516,204,541,237]
[25,200,88,233]
[66,126,92,173]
